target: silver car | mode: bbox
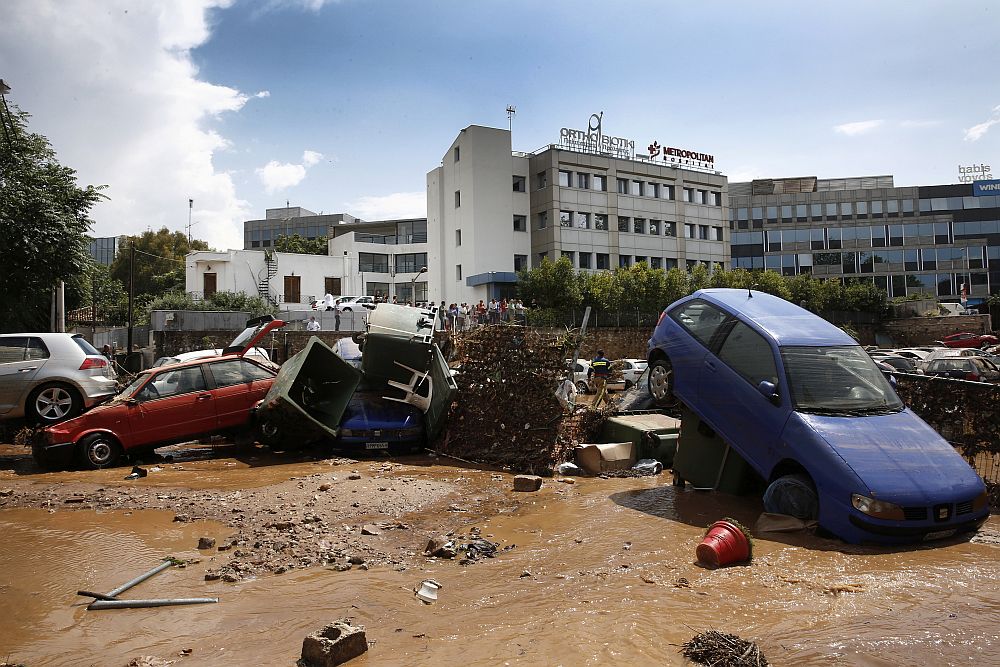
[0,333,118,424]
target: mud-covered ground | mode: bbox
[1,440,998,667]
[0,442,520,582]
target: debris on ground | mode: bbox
[435,326,609,474]
[681,630,770,666]
[300,620,368,666]
[555,461,583,476]
[414,580,442,604]
[513,474,542,492]
[124,466,148,480]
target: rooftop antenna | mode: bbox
[748,283,757,298]
[186,198,194,243]
[506,105,516,134]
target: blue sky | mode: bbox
[2,0,999,250]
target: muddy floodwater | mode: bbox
[1,450,998,666]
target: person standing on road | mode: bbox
[306,316,321,332]
[438,300,448,331]
[588,350,611,407]
[323,293,336,311]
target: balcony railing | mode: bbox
[355,233,428,245]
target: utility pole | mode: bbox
[506,105,516,134]
[187,198,193,243]
[127,241,135,353]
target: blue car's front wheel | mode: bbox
[648,357,677,408]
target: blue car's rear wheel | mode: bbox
[648,357,677,408]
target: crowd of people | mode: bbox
[436,298,529,331]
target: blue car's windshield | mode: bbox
[782,345,903,415]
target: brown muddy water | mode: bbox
[1,465,998,666]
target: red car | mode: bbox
[34,317,284,470]
[939,332,999,349]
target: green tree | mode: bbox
[110,228,210,298]
[662,267,691,306]
[516,257,581,308]
[0,103,105,331]
[146,290,275,318]
[274,233,328,255]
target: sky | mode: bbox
[2,0,1000,252]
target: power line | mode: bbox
[132,248,186,264]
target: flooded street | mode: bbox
[1,448,998,666]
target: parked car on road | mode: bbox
[646,289,988,544]
[923,357,1000,382]
[872,355,922,374]
[938,332,999,348]
[34,317,285,469]
[336,296,376,312]
[0,333,117,425]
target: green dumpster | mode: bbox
[261,336,361,438]
[672,405,760,494]
[600,412,681,466]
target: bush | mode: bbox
[146,291,276,318]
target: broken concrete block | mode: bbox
[197,537,216,550]
[423,535,457,558]
[513,475,542,492]
[301,621,368,666]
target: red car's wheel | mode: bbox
[77,433,122,470]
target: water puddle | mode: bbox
[1,475,997,666]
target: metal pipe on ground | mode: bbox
[106,560,173,597]
[87,597,219,610]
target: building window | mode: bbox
[358,252,389,273]
[454,190,461,207]
[781,205,793,220]
[395,252,428,274]
[453,146,460,162]
[841,202,853,217]
[631,180,643,196]
[647,182,658,198]
[537,211,548,229]
[576,173,589,189]
[699,225,709,240]
[559,210,572,227]
[536,252,547,267]
[711,226,723,241]
[596,253,610,270]
[593,175,606,191]
[856,201,868,216]
[456,264,462,281]
[619,255,631,268]
[662,185,675,200]
[871,200,883,216]
[574,212,590,228]
[455,229,462,246]
[513,215,527,232]
[618,216,630,232]
[633,218,646,234]
[697,190,707,205]
[664,221,677,237]
[684,223,695,238]
[617,178,628,194]
[887,200,899,215]
[649,219,661,235]
[559,170,571,187]
[683,188,694,202]
[635,255,648,266]
[766,205,777,221]
[825,202,838,218]
[796,204,808,219]
[513,176,526,192]
[562,251,575,266]
[579,252,592,269]
[710,191,722,206]
[536,171,547,189]
[810,203,822,218]
[514,254,528,272]
[594,214,608,231]
[650,257,662,269]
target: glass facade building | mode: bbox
[729,177,1000,303]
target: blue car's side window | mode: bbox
[717,321,778,387]
[669,300,729,348]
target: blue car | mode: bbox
[647,288,989,544]
[332,337,425,454]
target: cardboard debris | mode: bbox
[574,442,637,474]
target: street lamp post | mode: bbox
[410,266,427,304]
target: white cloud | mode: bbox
[254,90,271,98]
[0,0,256,252]
[255,150,324,194]
[833,119,884,136]
[964,105,1000,141]
[346,192,426,220]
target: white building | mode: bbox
[427,123,730,305]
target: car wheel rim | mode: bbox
[261,421,278,438]
[89,440,112,465]
[37,387,73,420]
[649,365,672,400]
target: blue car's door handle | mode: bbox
[704,360,716,371]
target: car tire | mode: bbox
[257,417,284,448]
[77,433,121,470]
[575,381,590,394]
[647,357,677,408]
[26,382,82,425]
[763,473,819,520]
[342,307,352,312]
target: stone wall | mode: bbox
[880,314,993,347]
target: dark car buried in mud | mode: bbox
[34,317,284,469]
[647,289,989,545]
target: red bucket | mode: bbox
[696,520,751,567]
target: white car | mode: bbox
[618,359,648,388]
[336,296,376,312]
[152,347,275,369]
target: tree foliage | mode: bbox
[109,228,209,298]
[274,233,328,255]
[146,290,276,318]
[0,104,105,331]
[516,257,582,308]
